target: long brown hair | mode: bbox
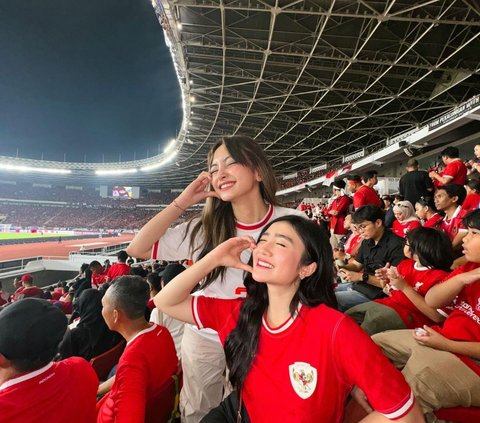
[187,135,278,289]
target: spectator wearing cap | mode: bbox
[97,276,178,423]
[104,251,131,283]
[0,298,98,423]
[398,158,434,206]
[12,274,43,302]
[351,171,382,209]
[150,264,186,360]
[325,179,352,248]
[429,146,467,187]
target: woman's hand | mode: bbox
[208,237,256,273]
[387,267,408,291]
[175,171,220,209]
[413,325,450,351]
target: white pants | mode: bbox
[180,324,230,423]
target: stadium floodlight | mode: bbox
[163,139,176,154]
[2,163,71,174]
[140,151,177,172]
[95,168,138,176]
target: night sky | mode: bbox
[0,0,182,163]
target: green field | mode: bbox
[0,232,76,240]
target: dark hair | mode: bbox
[224,215,336,390]
[186,136,278,290]
[405,227,453,271]
[437,184,467,206]
[441,146,459,158]
[347,174,362,183]
[89,260,102,269]
[107,276,149,319]
[416,196,437,211]
[352,205,385,225]
[117,250,128,262]
[130,266,148,278]
[394,194,404,202]
[146,272,161,293]
[80,263,89,273]
[463,209,480,231]
[361,170,378,183]
[466,179,480,193]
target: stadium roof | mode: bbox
[1,0,480,189]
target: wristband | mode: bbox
[172,200,186,212]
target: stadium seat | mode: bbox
[145,364,183,423]
[89,340,126,381]
[435,407,480,423]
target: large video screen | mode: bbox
[112,186,133,199]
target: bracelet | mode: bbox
[172,199,186,212]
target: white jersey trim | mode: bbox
[0,361,54,391]
[263,304,302,334]
[380,391,414,419]
[127,323,158,345]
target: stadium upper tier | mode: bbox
[0,0,479,190]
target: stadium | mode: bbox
[1,1,480,422]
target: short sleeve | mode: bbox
[152,220,201,261]
[333,316,414,419]
[355,240,367,265]
[442,162,458,179]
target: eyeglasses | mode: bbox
[355,222,372,232]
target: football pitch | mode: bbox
[0,232,76,240]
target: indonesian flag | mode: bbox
[323,170,338,186]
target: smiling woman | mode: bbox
[154,215,425,423]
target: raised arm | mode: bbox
[154,237,255,324]
[126,172,218,259]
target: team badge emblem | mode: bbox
[289,362,317,399]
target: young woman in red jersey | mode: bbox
[155,215,424,423]
[414,196,443,229]
[392,201,421,238]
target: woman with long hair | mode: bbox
[155,216,424,423]
[126,135,303,422]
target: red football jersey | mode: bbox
[0,357,98,423]
[193,297,414,422]
[440,206,467,241]
[376,259,448,328]
[353,185,381,209]
[105,263,131,281]
[392,220,421,238]
[442,159,467,185]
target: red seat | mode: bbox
[145,364,183,423]
[435,407,480,423]
[89,340,126,381]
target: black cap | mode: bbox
[0,298,67,360]
[160,263,186,285]
[331,179,346,190]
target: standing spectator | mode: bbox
[97,276,178,423]
[462,179,480,212]
[382,195,395,228]
[352,171,382,209]
[326,179,352,248]
[12,274,43,301]
[104,251,131,283]
[429,146,467,187]
[346,174,362,200]
[336,205,405,311]
[398,158,434,206]
[392,201,421,238]
[0,299,98,423]
[435,184,468,250]
[414,196,443,229]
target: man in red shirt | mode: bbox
[12,274,44,301]
[429,146,467,187]
[90,261,107,288]
[0,298,98,423]
[372,209,480,421]
[352,171,382,209]
[434,184,468,251]
[105,250,131,283]
[97,276,178,423]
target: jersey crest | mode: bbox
[289,362,317,399]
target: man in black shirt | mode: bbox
[399,158,434,206]
[336,205,405,311]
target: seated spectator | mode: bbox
[97,276,178,423]
[90,261,107,289]
[58,289,121,361]
[372,209,480,421]
[382,195,395,228]
[150,264,186,360]
[429,146,467,187]
[12,274,43,301]
[155,215,424,422]
[333,214,362,267]
[414,196,443,229]
[336,205,405,312]
[462,179,480,212]
[345,227,452,335]
[0,282,9,306]
[435,184,467,250]
[392,201,421,238]
[104,251,131,283]
[0,298,98,423]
